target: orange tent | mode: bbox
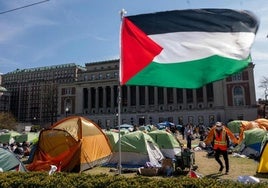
[27,116,112,172]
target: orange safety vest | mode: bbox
[213,129,228,151]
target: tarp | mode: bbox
[26,116,112,172]
[0,148,27,172]
[108,131,164,168]
[148,130,181,159]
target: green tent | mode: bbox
[108,131,164,167]
[148,130,182,159]
[0,148,27,172]
[243,128,266,153]
[227,120,244,134]
[104,130,119,151]
[0,131,21,144]
[0,133,11,144]
[14,132,39,143]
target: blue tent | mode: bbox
[156,121,175,130]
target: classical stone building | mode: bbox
[58,59,258,128]
[1,59,258,128]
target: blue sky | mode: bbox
[0,0,267,99]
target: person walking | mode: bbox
[185,123,194,149]
[204,121,238,174]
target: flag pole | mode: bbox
[117,85,122,175]
[118,8,127,175]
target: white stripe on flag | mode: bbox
[150,32,255,63]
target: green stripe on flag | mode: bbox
[126,55,251,88]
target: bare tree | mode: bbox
[0,112,17,130]
[259,76,268,100]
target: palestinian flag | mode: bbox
[120,9,259,88]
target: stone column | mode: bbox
[103,86,107,108]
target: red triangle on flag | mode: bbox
[121,18,162,85]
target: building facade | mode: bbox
[2,64,86,127]
[0,75,10,112]
[2,60,258,128]
[58,59,258,129]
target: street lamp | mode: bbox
[65,107,69,117]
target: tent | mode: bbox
[156,121,175,130]
[0,133,11,144]
[26,116,112,172]
[254,118,268,130]
[116,124,134,132]
[257,133,268,173]
[0,130,21,144]
[0,148,27,172]
[148,130,182,159]
[108,130,164,168]
[236,128,266,159]
[227,120,245,134]
[227,120,262,143]
[104,130,119,151]
[14,132,39,143]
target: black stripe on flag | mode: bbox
[126,9,259,35]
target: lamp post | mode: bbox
[33,117,36,125]
[65,107,69,117]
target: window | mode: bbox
[114,72,118,78]
[167,88,173,104]
[186,89,193,103]
[148,86,154,105]
[196,87,203,102]
[233,86,245,106]
[232,73,242,81]
[206,83,214,102]
[139,86,145,105]
[106,73,110,79]
[122,86,127,106]
[130,86,136,106]
[176,88,183,103]
[158,87,164,105]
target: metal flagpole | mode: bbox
[118,8,127,175]
[117,85,122,175]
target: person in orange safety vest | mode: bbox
[204,121,238,174]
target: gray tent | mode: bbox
[0,148,27,172]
